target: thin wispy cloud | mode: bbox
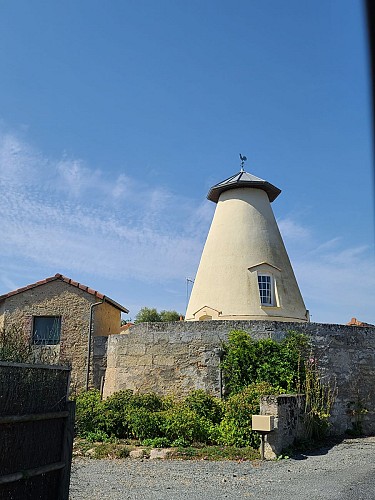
[277,217,311,241]
[0,131,204,287]
[280,219,374,324]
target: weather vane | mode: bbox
[239,153,247,172]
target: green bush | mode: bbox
[85,429,110,443]
[218,382,278,448]
[129,392,165,412]
[163,406,214,445]
[170,437,190,448]
[100,390,165,438]
[142,437,171,448]
[183,390,223,424]
[74,389,105,437]
[101,390,134,438]
[221,330,309,395]
[127,408,164,441]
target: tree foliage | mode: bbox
[134,307,182,323]
[159,310,181,322]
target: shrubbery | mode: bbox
[218,382,279,447]
[221,330,308,395]
[74,384,279,448]
[74,389,105,437]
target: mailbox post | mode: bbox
[252,415,275,460]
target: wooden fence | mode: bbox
[0,361,75,500]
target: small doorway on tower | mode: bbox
[193,306,221,321]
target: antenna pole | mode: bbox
[186,278,194,311]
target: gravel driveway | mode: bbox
[70,437,375,500]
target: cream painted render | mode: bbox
[185,178,308,322]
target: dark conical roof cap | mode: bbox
[207,170,281,203]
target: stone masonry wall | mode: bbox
[103,320,375,436]
[260,395,306,459]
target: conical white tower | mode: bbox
[185,163,308,322]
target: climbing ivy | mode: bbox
[220,330,309,396]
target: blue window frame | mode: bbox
[32,316,61,345]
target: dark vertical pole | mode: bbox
[260,432,265,460]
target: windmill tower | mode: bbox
[185,156,309,322]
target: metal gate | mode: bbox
[0,361,75,500]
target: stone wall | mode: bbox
[260,395,306,459]
[103,320,375,436]
[93,336,108,393]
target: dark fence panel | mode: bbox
[0,362,74,500]
[0,361,69,415]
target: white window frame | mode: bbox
[257,273,275,306]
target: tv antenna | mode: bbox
[186,277,195,311]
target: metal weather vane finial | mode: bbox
[239,153,247,172]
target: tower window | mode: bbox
[257,275,274,306]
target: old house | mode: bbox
[0,273,128,391]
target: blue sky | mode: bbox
[0,0,374,324]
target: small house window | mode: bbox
[32,316,61,345]
[257,275,274,306]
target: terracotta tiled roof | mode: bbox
[347,317,374,327]
[0,273,129,313]
[119,322,134,332]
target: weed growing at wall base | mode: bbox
[346,393,369,436]
[303,357,337,440]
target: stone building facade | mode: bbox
[0,274,128,391]
[103,320,375,436]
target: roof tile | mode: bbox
[0,273,128,313]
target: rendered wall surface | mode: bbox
[185,188,308,322]
[103,320,375,435]
[94,301,121,337]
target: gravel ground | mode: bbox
[70,437,375,500]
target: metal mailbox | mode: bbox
[252,415,275,432]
